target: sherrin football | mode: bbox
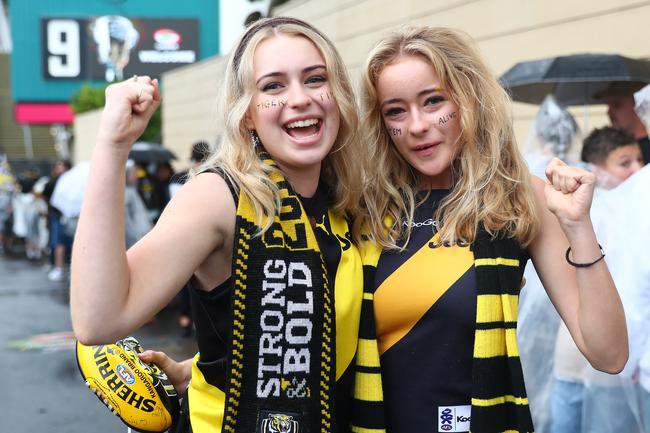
[76,336,180,432]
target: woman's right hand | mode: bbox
[97,75,161,154]
[139,350,193,395]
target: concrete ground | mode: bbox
[1,251,197,433]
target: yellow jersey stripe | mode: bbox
[472,395,529,406]
[375,232,473,355]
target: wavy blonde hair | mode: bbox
[358,26,538,249]
[198,17,362,233]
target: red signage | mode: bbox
[15,103,74,125]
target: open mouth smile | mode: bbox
[283,117,322,140]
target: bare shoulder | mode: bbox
[126,171,236,288]
[160,171,236,236]
[529,174,546,199]
[528,174,551,219]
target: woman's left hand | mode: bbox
[138,350,192,394]
[544,157,596,226]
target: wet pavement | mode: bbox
[1,251,197,433]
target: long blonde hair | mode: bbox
[359,26,538,248]
[199,17,362,232]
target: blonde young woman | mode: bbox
[358,27,628,433]
[71,17,383,433]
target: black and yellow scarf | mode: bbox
[469,228,534,433]
[220,155,385,433]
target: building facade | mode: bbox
[160,0,650,165]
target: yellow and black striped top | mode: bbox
[372,191,534,433]
[375,191,476,432]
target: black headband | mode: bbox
[231,16,325,74]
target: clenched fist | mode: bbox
[97,75,161,154]
[544,157,596,226]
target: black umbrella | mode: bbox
[499,53,650,106]
[128,141,177,163]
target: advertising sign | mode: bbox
[42,17,199,82]
[10,0,218,124]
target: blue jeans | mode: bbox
[48,214,72,264]
[583,383,640,433]
[550,379,584,433]
[641,387,650,433]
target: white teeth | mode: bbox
[286,119,319,129]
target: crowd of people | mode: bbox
[0,148,206,289]
[0,157,72,280]
[63,15,650,433]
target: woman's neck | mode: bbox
[280,164,321,198]
[417,172,453,190]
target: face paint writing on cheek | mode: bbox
[318,91,334,102]
[438,111,457,125]
[389,127,402,136]
[256,99,287,110]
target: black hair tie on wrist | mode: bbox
[565,244,605,268]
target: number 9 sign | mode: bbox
[42,18,85,79]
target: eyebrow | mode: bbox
[380,87,443,109]
[256,64,327,86]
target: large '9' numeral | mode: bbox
[47,19,80,77]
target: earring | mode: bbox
[249,130,261,148]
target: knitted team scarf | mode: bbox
[220,155,385,433]
[469,228,534,433]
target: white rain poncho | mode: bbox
[523,94,582,178]
[635,84,650,129]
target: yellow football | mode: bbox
[76,337,180,432]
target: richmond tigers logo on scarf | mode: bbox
[259,411,300,433]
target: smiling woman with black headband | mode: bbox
[71,17,384,433]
